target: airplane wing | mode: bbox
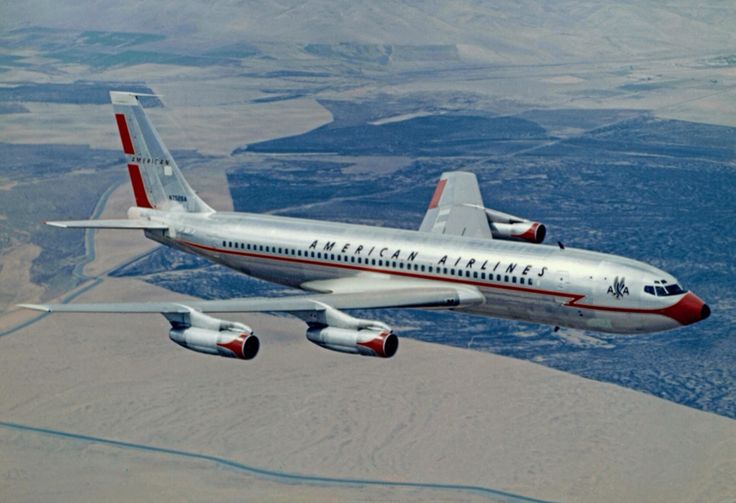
[418,171,493,239]
[20,285,484,314]
[45,219,168,230]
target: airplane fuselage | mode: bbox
[141,208,707,334]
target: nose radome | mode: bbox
[659,292,708,326]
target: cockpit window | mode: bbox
[664,284,685,296]
[644,283,687,296]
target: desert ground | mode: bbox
[3,3,736,501]
[1,183,735,503]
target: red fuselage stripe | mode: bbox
[115,114,135,155]
[176,238,682,318]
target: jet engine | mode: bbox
[306,326,398,358]
[297,304,399,358]
[166,309,259,360]
[484,208,546,244]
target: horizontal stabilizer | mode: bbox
[45,219,168,230]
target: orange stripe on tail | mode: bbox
[127,164,153,208]
[115,114,135,155]
[428,178,447,209]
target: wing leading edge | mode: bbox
[20,285,484,315]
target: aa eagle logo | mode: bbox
[607,276,629,299]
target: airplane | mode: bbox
[20,91,711,361]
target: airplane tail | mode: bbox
[110,91,213,213]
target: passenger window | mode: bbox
[512,277,517,284]
[504,275,509,282]
[473,272,478,279]
[520,277,525,285]
[528,278,533,286]
[465,271,470,277]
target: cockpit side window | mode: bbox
[645,282,687,297]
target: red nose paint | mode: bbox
[656,292,707,326]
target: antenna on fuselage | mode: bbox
[557,241,565,249]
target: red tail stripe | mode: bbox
[428,179,447,209]
[127,164,153,208]
[115,114,135,155]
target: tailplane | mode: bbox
[111,91,212,213]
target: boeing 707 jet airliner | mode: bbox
[20,92,711,360]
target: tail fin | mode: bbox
[110,91,213,213]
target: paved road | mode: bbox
[0,421,555,503]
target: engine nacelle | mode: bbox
[482,207,545,243]
[169,327,260,360]
[165,309,259,360]
[490,221,546,244]
[306,327,398,358]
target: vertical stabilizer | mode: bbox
[110,91,213,213]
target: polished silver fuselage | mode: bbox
[144,209,690,334]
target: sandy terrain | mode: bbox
[3,162,736,502]
[0,243,43,315]
[2,267,735,502]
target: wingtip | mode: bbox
[45,221,67,228]
[18,303,51,312]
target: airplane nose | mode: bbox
[660,292,709,326]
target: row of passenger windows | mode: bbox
[222,240,534,286]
